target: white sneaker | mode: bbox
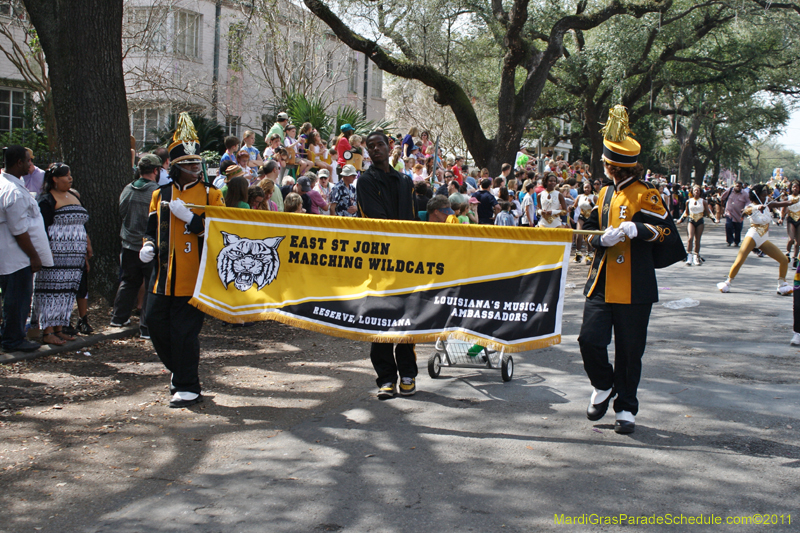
[777,281,793,296]
[717,280,731,293]
[791,332,800,346]
[692,254,701,266]
[686,255,693,266]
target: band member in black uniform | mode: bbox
[141,113,224,408]
[579,106,685,434]
[357,131,418,400]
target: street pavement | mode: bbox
[4,223,800,532]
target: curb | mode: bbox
[0,325,141,364]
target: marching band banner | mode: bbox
[190,206,573,352]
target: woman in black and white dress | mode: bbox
[32,163,90,346]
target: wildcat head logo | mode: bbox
[217,232,284,292]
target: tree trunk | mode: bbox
[675,116,701,185]
[23,0,130,303]
[693,157,708,186]
[710,160,721,187]
[42,93,59,155]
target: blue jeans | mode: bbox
[0,266,33,350]
[725,217,743,245]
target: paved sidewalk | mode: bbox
[2,224,798,533]
[0,325,139,364]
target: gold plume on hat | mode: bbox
[600,105,634,143]
[172,112,199,143]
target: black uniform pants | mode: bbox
[578,295,652,416]
[370,342,417,386]
[147,294,205,394]
[111,248,153,328]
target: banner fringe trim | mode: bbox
[191,298,560,353]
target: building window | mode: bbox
[264,41,274,69]
[371,63,383,99]
[326,52,334,80]
[347,57,358,94]
[174,10,200,59]
[0,1,22,18]
[130,107,171,149]
[126,7,167,53]
[225,116,240,138]
[228,22,245,69]
[261,114,270,136]
[0,88,25,133]
[291,42,304,85]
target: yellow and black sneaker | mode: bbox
[399,377,416,396]
[377,382,396,400]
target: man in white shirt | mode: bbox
[0,145,54,352]
[154,147,171,186]
[21,148,45,196]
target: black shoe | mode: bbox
[4,340,41,353]
[727,243,733,247]
[169,394,203,408]
[586,388,615,421]
[614,420,635,434]
[62,323,78,336]
[76,317,94,335]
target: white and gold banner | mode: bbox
[190,207,573,352]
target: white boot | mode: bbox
[692,253,701,266]
[686,254,693,266]
[791,332,800,346]
[777,279,793,296]
[717,279,731,293]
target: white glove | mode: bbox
[619,221,638,239]
[139,242,155,263]
[169,198,194,224]
[600,227,625,247]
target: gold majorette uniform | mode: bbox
[583,177,683,304]
[145,180,224,296]
[786,195,800,226]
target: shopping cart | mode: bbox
[427,337,513,382]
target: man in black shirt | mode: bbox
[357,131,418,399]
[472,178,500,224]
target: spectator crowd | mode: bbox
[0,113,791,356]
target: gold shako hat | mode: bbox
[601,105,640,168]
[168,112,202,165]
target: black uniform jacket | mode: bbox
[356,165,416,221]
[583,177,686,304]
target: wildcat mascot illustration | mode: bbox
[217,232,284,291]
